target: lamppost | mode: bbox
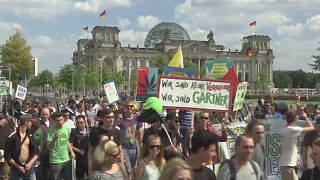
[80,64,88,96]
[71,68,75,96]
[97,56,106,90]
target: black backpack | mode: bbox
[220,158,259,180]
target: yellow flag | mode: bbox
[168,45,184,68]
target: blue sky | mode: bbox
[1,0,320,74]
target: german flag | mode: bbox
[83,26,89,32]
[99,10,107,19]
[250,21,256,29]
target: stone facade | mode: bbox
[72,23,274,92]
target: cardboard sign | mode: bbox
[206,59,234,80]
[232,82,248,111]
[103,82,119,104]
[0,80,6,95]
[158,76,231,111]
[15,85,27,100]
[163,66,195,78]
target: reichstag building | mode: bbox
[72,22,274,92]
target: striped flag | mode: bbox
[83,26,89,32]
[99,10,107,19]
[250,21,256,29]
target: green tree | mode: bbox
[309,43,320,71]
[57,64,76,91]
[255,70,269,98]
[102,65,123,88]
[28,70,54,87]
[130,67,137,91]
[0,31,33,87]
[152,55,169,74]
[273,71,293,88]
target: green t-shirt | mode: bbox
[47,124,71,164]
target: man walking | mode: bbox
[279,110,314,180]
[5,114,39,180]
[47,111,75,180]
[70,115,90,180]
[217,135,264,180]
[186,130,218,179]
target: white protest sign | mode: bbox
[158,76,231,111]
[103,81,119,104]
[233,82,248,111]
[15,85,27,100]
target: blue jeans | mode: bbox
[10,167,36,180]
[49,161,72,180]
[123,148,137,172]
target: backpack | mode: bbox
[220,158,259,180]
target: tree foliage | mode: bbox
[273,71,293,88]
[28,70,54,87]
[309,43,320,71]
[152,55,169,75]
[0,31,33,87]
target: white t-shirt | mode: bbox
[65,119,75,129]
[279,126,303,166]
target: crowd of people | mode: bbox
[0,94,320,180]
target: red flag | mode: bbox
[222,66,239,108]
[246,48,253,57]
[99,10,107,19]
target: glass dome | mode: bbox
[144,22,190,47]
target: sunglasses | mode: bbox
[200,116,209,120]
[148,145,161,150]
[107,152,120,158]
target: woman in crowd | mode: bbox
[135,135,165,180]
[158,158,193,180]
[90,139,127,180]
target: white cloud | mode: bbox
[0,21,23,44]
[117,18,131,29]
[74,0,132,12]
[119,30,148,47]
[0,0,73,19]
[277,23,304,36]
[306,15,320,32]
[137,15,161,29]
[28,35,74,72]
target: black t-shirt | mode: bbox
[70,128,90,152]
[193,165,216,180]
[0,125,12,149]
[159,129,183,160]
[300,166,320,180]
[89,127,122,148]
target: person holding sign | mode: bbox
[279,110,314,180]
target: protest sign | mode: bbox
[232,82,248,111]
[217,118,307,180]
[158,76,231,111]
[0,80,6,95]
[136,67,158,101]
[163,66,194,78]
[15,85,27,100]
[103,81,119,104]
[206,59,234,79]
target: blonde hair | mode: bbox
[140,135,165,169]
[158,158,193,180]
[92,138,118,170]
